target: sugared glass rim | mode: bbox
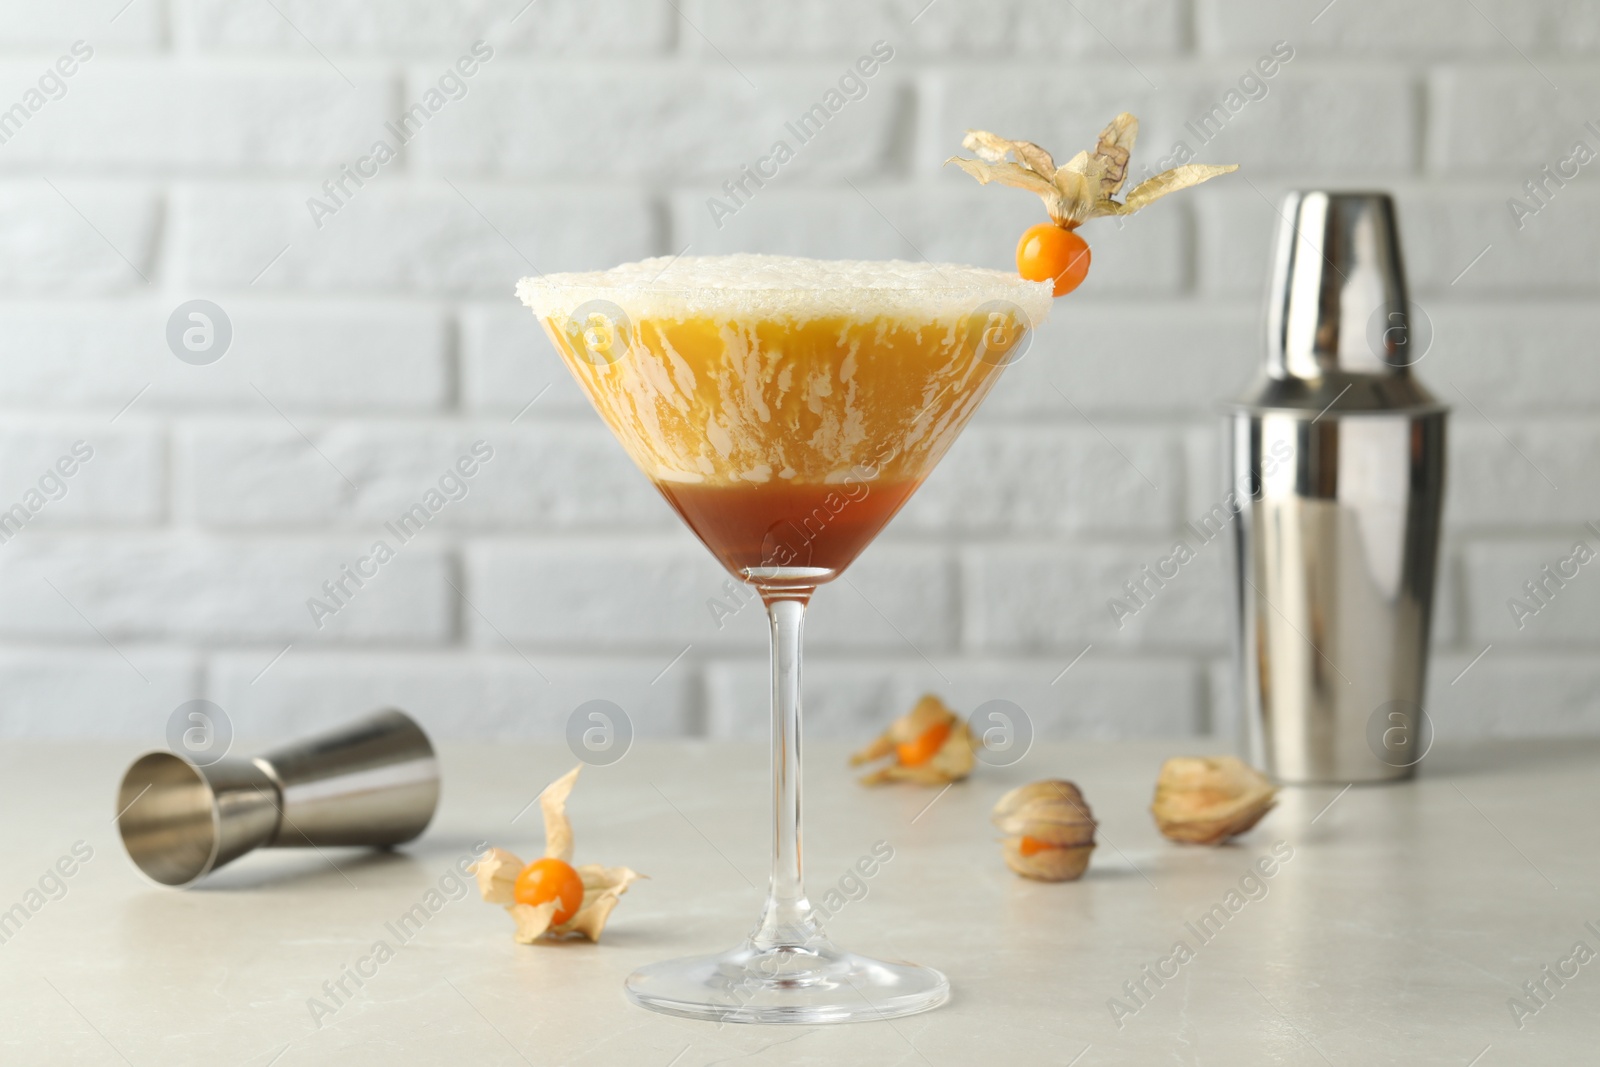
[517,253,1054,325]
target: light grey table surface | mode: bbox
[1,738,1595,1066]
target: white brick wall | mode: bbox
[1,0,1597,744]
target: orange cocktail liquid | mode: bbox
[541,307,1023,583]
[655,478,923,577]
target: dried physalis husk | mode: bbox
[991,780,1097,881]
[849,694,975,786]
[470,765,644,943]
[1151,756,1278,846]
[947,112,1238,229]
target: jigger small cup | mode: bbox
[116,708,440,887]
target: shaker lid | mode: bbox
[1231,191,1443,415]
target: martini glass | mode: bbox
[520,254,1051,1024]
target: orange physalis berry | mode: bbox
[1016,223,1091,297]
[896,721,952,767]
[1018,835,1061,857]
[513,857,585,925]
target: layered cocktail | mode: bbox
[521,253,1051,1023]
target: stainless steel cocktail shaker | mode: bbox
[1227,191,1447,784]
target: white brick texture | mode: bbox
[175,183,657,292]
[964,539,1232,652]
[207,649,695,740]
[0,63,395,171]
[411,68,912,182]
[0,645,196,738]
[178,0,673,56]
[1196,0,1600,57]
[0,302,449,412]
[683,0,1188,58]
[0,0,1593,742]
[459,303,590,414]
[707,654,1202,739]
[176,419,670,530]
[0,2,164,51]
[0,536,453,644]
[0,183,159,292]
[0,422,163,525]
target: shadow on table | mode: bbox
[187,846,423,892]
[165,831,511,892]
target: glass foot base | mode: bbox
[624,939,949,1024]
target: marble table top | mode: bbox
[2,738,1596,1066]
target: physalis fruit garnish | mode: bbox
[947,113,1238,295]
[1151,755,1278,845]
[991,779,1097,882]
[471,764,643,943]
[850,694,975,786]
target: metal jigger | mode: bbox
[1227,192,1448,784]
[116,709,440,887]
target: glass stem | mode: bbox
[750,590,823,951]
